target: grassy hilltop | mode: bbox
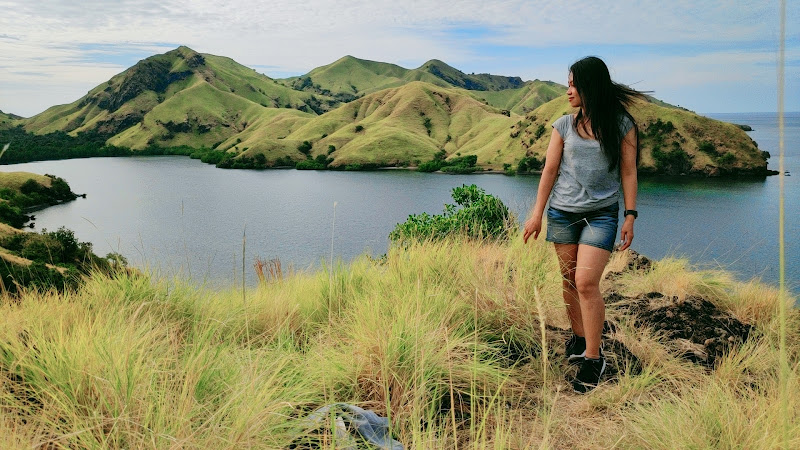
[0,236,796,448]
[515,97,769,176]
[6,46,770,176]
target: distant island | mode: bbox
[1,46,771,177]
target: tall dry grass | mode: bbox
[0,236,796,448]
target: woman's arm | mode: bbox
[523,128,564,243]
[619,126,638,251]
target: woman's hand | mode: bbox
[619,216,635,251]
[523,215,542,244]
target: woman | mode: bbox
[523,56,646,393]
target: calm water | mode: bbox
[5,112,798,294]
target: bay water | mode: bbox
[5,112,797,294]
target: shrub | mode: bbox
[698,141,717,155]
[295,155,332,170]
[423,117,432,136]
[389,184,512,243]
[297,141,312,156]
[0,202,28,228]
[314,154,333,166]
[441,165,477,174]
[418,152,477,173]
[517,156,543,173]
[274,156,296,167]
[645,119,675,136]
[295,160,326,170]
[534,124,547,140]
[718,153,736,166]
[417,160,443,172]
[200,150,230,165]
[652,145,693,175]
[354,125,364,133]
[254,153,267,168]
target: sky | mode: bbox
[0,0,797,118]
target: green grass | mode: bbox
[468,80,565,115]
[0,172,51,190]
[0,236,796,448]
[282,55,418,96]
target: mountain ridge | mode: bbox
[4,46,771,176]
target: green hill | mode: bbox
[513,97,769,176]
[13,46,771,176]
[280,55,446,99]
[0,110,22,130]
[23,46,330,145]
[278,56,539,107]
[222,81,519,168]
[467,80,566,115]
[418,59,524,91]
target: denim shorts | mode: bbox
[545,203,619,252]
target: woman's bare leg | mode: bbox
[554,243,583,336]
[574,244,612,359]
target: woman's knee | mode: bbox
[574,275,600,297]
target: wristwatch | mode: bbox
[624,209,638,219]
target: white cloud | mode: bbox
[0,0,796,115]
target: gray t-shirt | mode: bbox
[548,114,634,213]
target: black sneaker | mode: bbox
[565,334,586,364]
[571,351,606,394]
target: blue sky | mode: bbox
[0,0,797,117]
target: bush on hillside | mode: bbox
[297,141,312,156]
[389,184,512,243]
[534,124,547,140]
[295,155,333,170]
[698,141,717,155]
[0,175,78,227]
[0,201,28,228]
[417,152,478,173]
[516,156,544,174]
[652,145,693,175]
[274,156,296,167]
[0,226,117,293]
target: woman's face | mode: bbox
[567,72,582,108]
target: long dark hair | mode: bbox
[570,56,648,171]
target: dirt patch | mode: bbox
[624,292,752,367]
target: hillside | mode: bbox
[0,237,795,447]
[513,97,769,176]
[467,80,566,115]
[0,171,111,293]
[224,81,520,168]
[0,171,78,227]
[22,47,331,145]
[223,83,767,175]
[277,55,538,107]
[280,55,445,99]
[417,59,525,91]
[13,46,771,176]
[0,110,22,130]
